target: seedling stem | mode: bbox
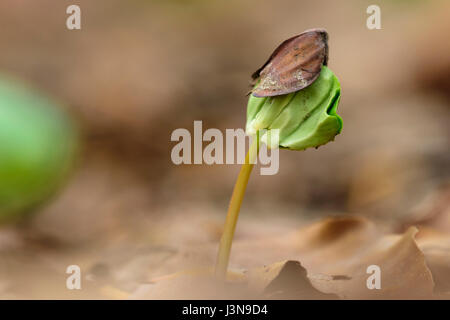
[215,136,259,279]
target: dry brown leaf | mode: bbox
[232,216,436,299]
[247,260,337,299]
[129,216,440,299]
[130,261,336,300]
[130,268,249,300]
[283,217,435,299]
[416,228,450,297]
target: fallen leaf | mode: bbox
[416,228,450,296]
[247,260,337,299]
[129,216,438,299]
[286,217,435,299]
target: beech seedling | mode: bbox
[215,29,343,279]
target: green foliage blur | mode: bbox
[0,77,78,224]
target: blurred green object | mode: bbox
[246,66,342,150]
[0,77,77,223]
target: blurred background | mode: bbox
[0,0,448,298]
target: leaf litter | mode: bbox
[128,215,448,300]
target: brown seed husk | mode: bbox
[252,29,328,97]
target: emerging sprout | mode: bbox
[247,66,342,150]
[215,29,343,279]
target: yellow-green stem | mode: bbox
[215,137,259,280]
